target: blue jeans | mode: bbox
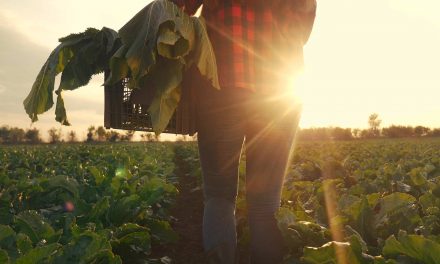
[197,86,301,264]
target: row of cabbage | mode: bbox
[178,139,440,263]
[0,143,179,263]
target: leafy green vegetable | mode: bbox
[15,233,33,255]
[113,0,194,87]
[15,243,60,264]
[146,219,178,244]
[0,225,16,249]
[1,143,179,263]
[23,28,119,125]
[107,0,218,133]
[0,249,9,264]
[189,16,219,89]
[112,223,151,256]
[383,231,440,264]
[14,211,55,243]
[25,0,218,134]
[108,195,142,226]
[53,232,115,263]
[302,241,362,264]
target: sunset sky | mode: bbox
[0,0,439,139]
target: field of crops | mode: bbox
[0,143,179,263]
[1,138,440,263]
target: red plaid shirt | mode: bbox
[173,0,317,93]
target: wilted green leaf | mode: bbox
[24,27,119,124]
[149,85,181,134]
[188,16,219,89]
[54,91,70,125]
[157,22,189,59]
[117,0,194,87]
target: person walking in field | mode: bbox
[172,0,317,263]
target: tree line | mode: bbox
[0,125,161,144]
[1,114,439,144]
[297,114,440,141]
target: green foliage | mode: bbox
[302,241,365,264]
[3,137,440,263]
[383,231,440,264]
[0,143,178,263]
[14,211,55,243]
[175,139,440,263]
[107,0,218,134]
[15,243,60,264]
[24,0,219,135]
[23,27,119,125]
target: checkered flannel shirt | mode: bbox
[173,0,317,93]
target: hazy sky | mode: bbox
[0,0,439,139]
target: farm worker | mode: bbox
[173,0,317,263]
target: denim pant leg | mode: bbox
[197,87,249,263]
[245,96,301,264]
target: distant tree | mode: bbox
[68,130,77,142]
[25,128,41,144]
[48,128,62,143]
[368,113,381,137]
[106,130,120,142]
[0,126,10,143]
[95,126,106,141]
[331,127,353,140]
[382,125,414,138]
[414,126,430,137]
[9,127,26,144]
[297,127,331,141]
[86,126,96,142]
[430,128,440,137]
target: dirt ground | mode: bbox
[156,152,250,264]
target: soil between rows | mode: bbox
[156,146,250,264]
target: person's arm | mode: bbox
[171,0,203,16]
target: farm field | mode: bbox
[1,138,440,263]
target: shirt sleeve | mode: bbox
[283,0,317,44]
[299,0,317,44]
[171,0,203,16]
